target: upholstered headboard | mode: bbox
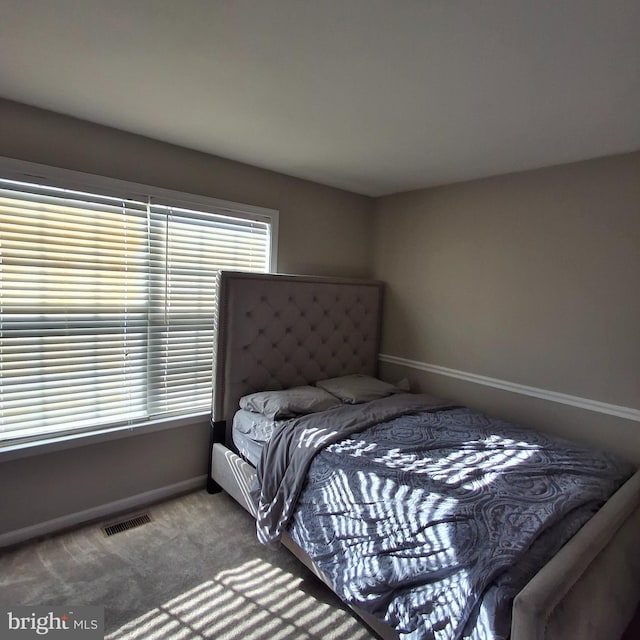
[212,271,384,446]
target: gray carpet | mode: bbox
[0,490,376,640]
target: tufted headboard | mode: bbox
[212,271,384,447]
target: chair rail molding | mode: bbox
[379,354,640,423]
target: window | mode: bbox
[0,167,275,445]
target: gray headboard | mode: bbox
[212,271,384,446]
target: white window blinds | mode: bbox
[0,178,271,444]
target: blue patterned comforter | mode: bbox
[272,404,634,640]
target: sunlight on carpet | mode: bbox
[106,557,371,640]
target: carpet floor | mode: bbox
[0,490,376,640]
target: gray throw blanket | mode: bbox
[253,393,451,544]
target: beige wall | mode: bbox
[0,99,374,541]
[0,98,373,277]
[0,420,210,542]
[374,152,640,460]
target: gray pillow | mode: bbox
[316,374,401,404]
[239,385,341,419]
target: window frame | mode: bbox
[0,156,279,459]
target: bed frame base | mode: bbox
[211,443,640,640]
[207,420,227,494]
[211,443,258,517]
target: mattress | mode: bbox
[232,409,282,466]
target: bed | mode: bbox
[208,270,640,640]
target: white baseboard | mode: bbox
[379,354,640,423]
[0,475,207,549]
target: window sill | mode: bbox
[0,412,211,463]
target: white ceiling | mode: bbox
[1,0,639,196]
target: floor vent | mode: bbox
[102,513,152,537]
